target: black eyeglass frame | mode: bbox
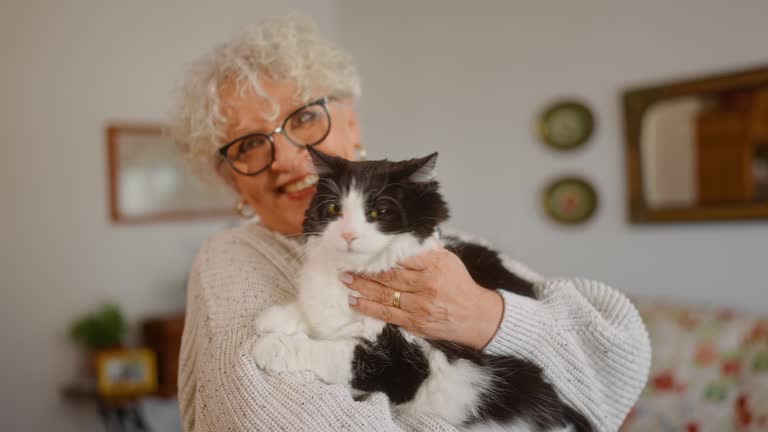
[217,96,334,176]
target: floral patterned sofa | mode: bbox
[621,297,768,432]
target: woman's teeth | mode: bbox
[283,174,318,193]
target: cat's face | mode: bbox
[302,147,449,265]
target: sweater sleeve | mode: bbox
[483,277,652,432]
[178,230,459,432]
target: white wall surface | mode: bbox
[0,1,336,430]
[3,1,768,430]
[337,1,768,311]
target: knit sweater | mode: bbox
[178,223,651,432]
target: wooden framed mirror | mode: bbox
[623,65,768,223]
[106,123,234,223]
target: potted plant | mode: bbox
[69,303,126,374]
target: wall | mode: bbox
[0,1,336,430]
[3,1,768,430]
[337,1,768,311]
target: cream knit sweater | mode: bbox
[178,223,651,432]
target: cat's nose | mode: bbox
[341,232,358,244]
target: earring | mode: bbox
[356,143,367,161]
[236,199,255,219]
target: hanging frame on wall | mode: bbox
[537,100,595,151]
[542,176,599,224]
[106,123,235,223]
[623,65,768,223]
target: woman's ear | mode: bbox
[217,161,251,207]
[339,99,361,157]
[346,106,361,142]
[216,161,238,190]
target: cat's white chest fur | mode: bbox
[295,234,438,340]
[251,233,439,392]
[296,257,381,340]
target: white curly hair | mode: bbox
[168,15,361,182]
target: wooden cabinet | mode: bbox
[696,90,768,204]
[142,315,184,398]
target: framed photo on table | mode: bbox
[95,348,158,397]
[106,123,234,223]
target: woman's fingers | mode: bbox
[359,268,420,293]
[348,296,413,329]
[397,246,445,271]
[343,273,415,310]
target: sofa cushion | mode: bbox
[621,297,768,432]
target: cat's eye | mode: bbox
[327,203,341,216]
[369,208,388,218]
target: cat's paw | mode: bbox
[254,307,285,334]
[255,304,307,335]
[252,333,295,372]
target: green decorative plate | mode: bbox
[538,100,595,150]
[543,177,598,224]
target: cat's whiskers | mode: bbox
[277,246,309,262]
[312,194,338,201]
[318,177,343,196]
[277,237,323,262]
[284,231,325,240]
[297,231,326,236]
[309,199,338,213]
[285,233,307,238]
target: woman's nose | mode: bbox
[270,135,305,172]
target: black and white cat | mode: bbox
[252,148,592,432]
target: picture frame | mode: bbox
[95,348,158,397]
[623,65,768,223]
[542,176,599,224]
[106,123,235,223]
[537,100,595,151]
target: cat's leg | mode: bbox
[443,237,535,298]
[350,325,430,405]
[251,332,356,385]
[254,302,310,335]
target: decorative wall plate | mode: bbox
[543,176,598,224]
[538,100,595,150]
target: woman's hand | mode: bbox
[342,245,504,350]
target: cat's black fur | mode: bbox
[303,147,592,432]
[351,324,431,404]
[303,149,449,240]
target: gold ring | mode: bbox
[392,290,401,309]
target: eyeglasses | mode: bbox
[218,97,333,176]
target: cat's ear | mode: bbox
[307,146,343,176]
[406,152,438,183]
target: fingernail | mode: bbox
[340,272,354,284]
[348,295,358,305]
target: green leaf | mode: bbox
[68,303,126,350]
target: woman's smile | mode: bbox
[280,173,319,195]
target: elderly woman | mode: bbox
[171,16,650,432]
